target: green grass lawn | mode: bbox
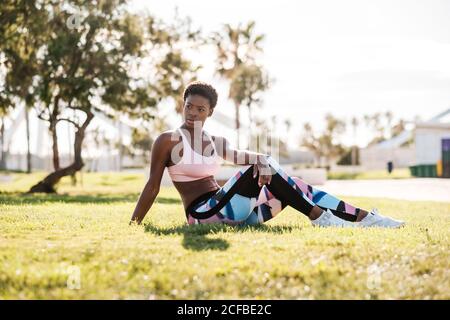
[328,168,411,180]
[0,171,449,299]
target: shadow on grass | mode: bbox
[0,191,181,205]
[144,223,299,252]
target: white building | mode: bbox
[414,108,450,165]
[359,108,450,170]
[359,128,415,170]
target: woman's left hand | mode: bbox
[253,157,272,187]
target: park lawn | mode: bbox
[0,171,449,299]
[328,168,411,180]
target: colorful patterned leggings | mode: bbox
[186,156,363,226]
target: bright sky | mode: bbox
[131,0,450,147]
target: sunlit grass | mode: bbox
[0,171,449,299]
[328,168,411,180]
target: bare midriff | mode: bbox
[173,176,220,210]
[167,130,221,211]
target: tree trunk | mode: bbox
[117,120,122,171]
[351,146,357,166]
[50,121,60,170]
[0,116,5,170]
[247,105,252,150]
[25,106,31,173]
[70,172,77,186]
[235,102,240,149]
[51,96,60,170]
[27,111,93,193]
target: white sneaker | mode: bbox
[311,209,355,228]
[356,208,405,228]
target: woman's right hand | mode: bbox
[253,155,272,186]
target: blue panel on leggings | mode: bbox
[242,211,259,226]
[209,197,217,208]
[225,201,234,220]
[313,191,327,203]
[227,194,254,221]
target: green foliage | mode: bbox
[229,64,270,109]
[212,21,264,79]
[212,21,270,148]
[0,1,202,191]
[337,147,360,166]
[124,127,154,162]
[0,0,201,134]
[361,112,408,147]
[302,114,347,167]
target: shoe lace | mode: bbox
[371,208,388,219]
[320,210,331,225]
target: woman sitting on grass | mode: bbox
[130,81,404,228]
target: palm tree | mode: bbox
[229,63,270,148]
[385,111,393,138]
[212,21,265,148]
[351,116,359,165]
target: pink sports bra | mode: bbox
[167,128,221,182]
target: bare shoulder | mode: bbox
[154,130,182,150]
[157,130,181,142]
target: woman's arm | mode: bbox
[130,133,172,225]
[213,135,269,166]
[213,136,272,186]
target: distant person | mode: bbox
[387,161,394,174]
[130,81,404,228]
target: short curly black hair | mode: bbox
[183,81,218,109]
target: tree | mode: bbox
[337,147,360,166]
[0,91,12,170]
[362,111,407,147]
[229,63,270,146]
[0,0,49,172]
[391,119,406,138]
[126,127,154,164]
[151,10,202,114]
[350,116,359,165]
[302,122,322,164]
[301,114,346,168]
[385,111,393,138]
[24,102,31,172]
[212,21,266,148]
[0,0,197,193]
[1,1,201,190]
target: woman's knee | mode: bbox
[224,195,257,222]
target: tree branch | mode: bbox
[67,105,85,111]
[36,109,50,122]
[57,117,81,129]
